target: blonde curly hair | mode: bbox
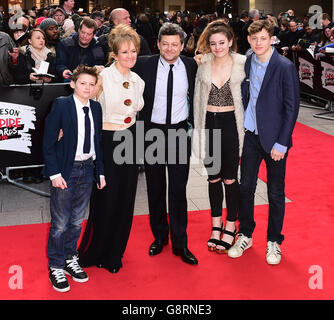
[108,24,140,64]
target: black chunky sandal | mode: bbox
[216,228,237,254]
[207,225,224,252]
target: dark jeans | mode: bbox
[47,158,94,268]
[238,131,287,244]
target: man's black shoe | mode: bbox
[172,247,198,265]
[149,238,168,256]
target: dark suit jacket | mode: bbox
[239,20,253,54]
[132,54,197,128]
[43,94,104,182]
[241,48,300,153]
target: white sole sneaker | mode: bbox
[266,241,282,265]
[49,278,70,293]
[49,267,71,293]
[228,235,253,258]
[266,256,281,265]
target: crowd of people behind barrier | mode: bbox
[0,2,334,87]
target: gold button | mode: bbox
[123,81,130,89]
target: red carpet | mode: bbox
[0,122,334,300]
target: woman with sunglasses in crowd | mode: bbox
[78,24,145,274]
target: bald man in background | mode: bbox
[98,8,151,62]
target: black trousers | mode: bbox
[144,120,191,249]
[238,131,287,244]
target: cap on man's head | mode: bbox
[40,18,58,31]
[54,7,66,16]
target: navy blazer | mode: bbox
[132,54,197,128]
[241,48,300,153]
[43,94,104,182]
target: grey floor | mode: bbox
[0,104,333,227]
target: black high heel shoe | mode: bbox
[207,225,224,252]
[216,228,237,254]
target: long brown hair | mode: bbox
[195,19,237,55]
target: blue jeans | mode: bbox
[47,158,94,268]
[238,131,287,244]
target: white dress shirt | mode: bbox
[73,94,96,161]
[151,56,189,124]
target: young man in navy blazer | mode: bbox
[228,20,300,265]
[43,65,106,292]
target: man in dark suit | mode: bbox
[239,8,260,55]
[132,22,198,265]
[233,10,249,53]
[228,20,300,265]
[43,65,105,292]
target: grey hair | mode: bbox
[158,22,185,43]
[249,9,260,19]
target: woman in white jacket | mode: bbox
[193,20,246,253]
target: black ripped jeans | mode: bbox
[204,111,240,221]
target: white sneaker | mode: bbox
[266,241,281,265]
[227,234,253,258]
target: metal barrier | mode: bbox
[0,83,73,197]
[0,164,49,197]
[313,101,334,120]
[292,50,334,120]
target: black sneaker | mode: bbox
[49,268,70,293]
[64,255,89,283]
